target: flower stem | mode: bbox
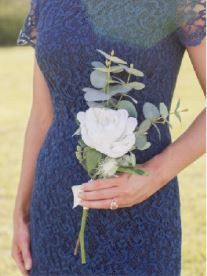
[73,235,80,256]
[80,207,89,264]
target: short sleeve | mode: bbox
[176,0,206,47]
[16,0,39,48]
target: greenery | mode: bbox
[0,47,205,275]
[0,0,28,45]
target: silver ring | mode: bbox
[110,198,119,210]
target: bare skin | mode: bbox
[11,57,53,275]
[12,39,205,275]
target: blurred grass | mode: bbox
[0,47,205,276]
[0,0,28,45]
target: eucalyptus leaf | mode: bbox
[152,123,161,141]
[117,166,149,176]
[83,88,111,101]
[159,102,169,119]
[120,65,144,77]
[175,110,182,123]
[113,76,125,84]
[108,84,132,95]
[91,61,106,68]
[85,149,103,173]
[143,102,160,120]
[108,79,121,84]
[117,100,138,118]
[135,133,148,150]
[96,49,127,64]
[175,98,181,111]
[141,142,151,150]
[90,70,107,89]
[124,94,138,104]
[95,66,123,73]
[137,119,152,134]
[125,81,145,90]
[86,101,105,108]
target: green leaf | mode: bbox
[137,119,152,134]
[117,100,138,118]
[85,149,103,173]
[120,65,144,77]
[96,49,127,64]
[125,81,145,90]
[141,142,151,150]
[91,61,106,68]
[78,139,86,147]
[159,102,169,119]
[95,66,124,73]
[124,94,138,104]
[175,110,182,123]
[90,70,107,89]
[86,101,105,108]
[108,79,121,84]
[117,166,149,176]
[152,123,161,141]
[83,87,111,101]
[143,102,160,120]
[135,133,149,150]
[175,98,181,112]
[108,84,132,95]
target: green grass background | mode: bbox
[0,47,205,275]
[0,0,28,45]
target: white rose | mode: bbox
[77,107,137,158]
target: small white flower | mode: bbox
[97,157,119,178]
[77,107,137,158]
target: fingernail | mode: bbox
[25,261,31,270]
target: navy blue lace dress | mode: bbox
[17,1,206,275]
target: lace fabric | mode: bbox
[15,1,205,275]
[176,0,206,47]
[17,0,39,47]
[17,0,206,49]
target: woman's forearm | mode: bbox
[13,112,52,223]
[144,108,206,184]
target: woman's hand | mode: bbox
[78,160,166,209]
[11,217,32,276]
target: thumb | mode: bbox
[21,241,32,270]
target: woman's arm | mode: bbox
[77,38,206,209]
[146,38,206,184]
[11,56,53,275]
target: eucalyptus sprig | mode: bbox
[83,49,145,106]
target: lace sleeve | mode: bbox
[176,0,206,47]
[16,0,40,48]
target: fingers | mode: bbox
[79,186,120,201]
[83,178,117,191]
[83,174,128,191]
[12,244,29,276]
[21,239,32,272]
[80,197,123,209]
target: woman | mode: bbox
[11,1,206,275]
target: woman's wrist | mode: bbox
[139,148,176,188]
[13,203,30,224]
